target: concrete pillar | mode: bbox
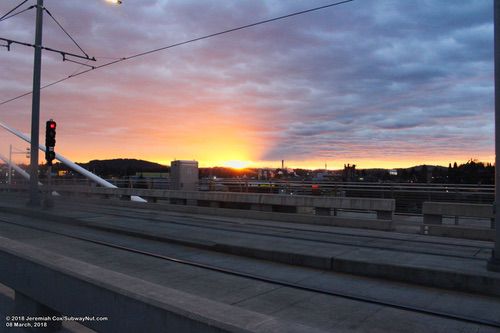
[14,291,62,332]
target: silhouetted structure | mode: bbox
[170,160,199,191]
[342,163,356,182]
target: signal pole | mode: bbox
[489,0,500,271]
[28,0,44,206]
[8,145,12,185]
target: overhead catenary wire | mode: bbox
[0,0,354,107]
[0,36,95,62]
[0,5,35,23]
[1,3,94,61]
[114,0,354,63]
[0,0,29,21]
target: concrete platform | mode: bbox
[0,209,499,333]
[0,236,326,333]
[0,195,498,298]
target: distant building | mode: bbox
[257,169,275,180]
[134,172,169,178]
[343,164,357,182]
[170,160,198,191]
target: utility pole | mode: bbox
[8,144,12,185]
[28,0,44,206]
[488,0,500,272]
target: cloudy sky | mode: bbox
[0,0,494,169]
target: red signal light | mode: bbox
[50,122,56,129]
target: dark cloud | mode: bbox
[0,0,494,166]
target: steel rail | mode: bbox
[0,193,491,252]
[0,216,498,329]
[71,204,492,260]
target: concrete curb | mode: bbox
[0,236,327,333]
[1,204,499,297]
[421,224,495,242]
[87,223,500,297]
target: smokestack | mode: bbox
[281,160,284,169]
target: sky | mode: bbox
[0,0,494,169]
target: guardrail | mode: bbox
[49,185,395,220]
[0,184,391,230]
[1,178,494,214]
[209,180,494,214]
[2,184,496,238]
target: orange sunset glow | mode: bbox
[0,1,494,170]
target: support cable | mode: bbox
[0,0,29,21]
[0,0,353,107]
[43,7,89,58]
[0,5,35,23]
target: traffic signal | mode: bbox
[45,119,56,165]
[46,120,56,147]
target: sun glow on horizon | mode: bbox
[221,160,252,169]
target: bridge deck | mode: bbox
[0,193,499,332]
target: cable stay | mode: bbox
[43,7,90,59]
[0,0,30,21]
[0,5,35,23]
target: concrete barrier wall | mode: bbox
[421,224,495,242]
[0,236,324,333]
[0,185,396,230]
[58,196,394,231]
[0,184,396,213]
[422,202,494,228]
[50,185,395,219]
[423,202,493,218]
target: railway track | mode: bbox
[0,215,498,329]
[52,202,493,261]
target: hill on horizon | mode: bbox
[77,158,169,177]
